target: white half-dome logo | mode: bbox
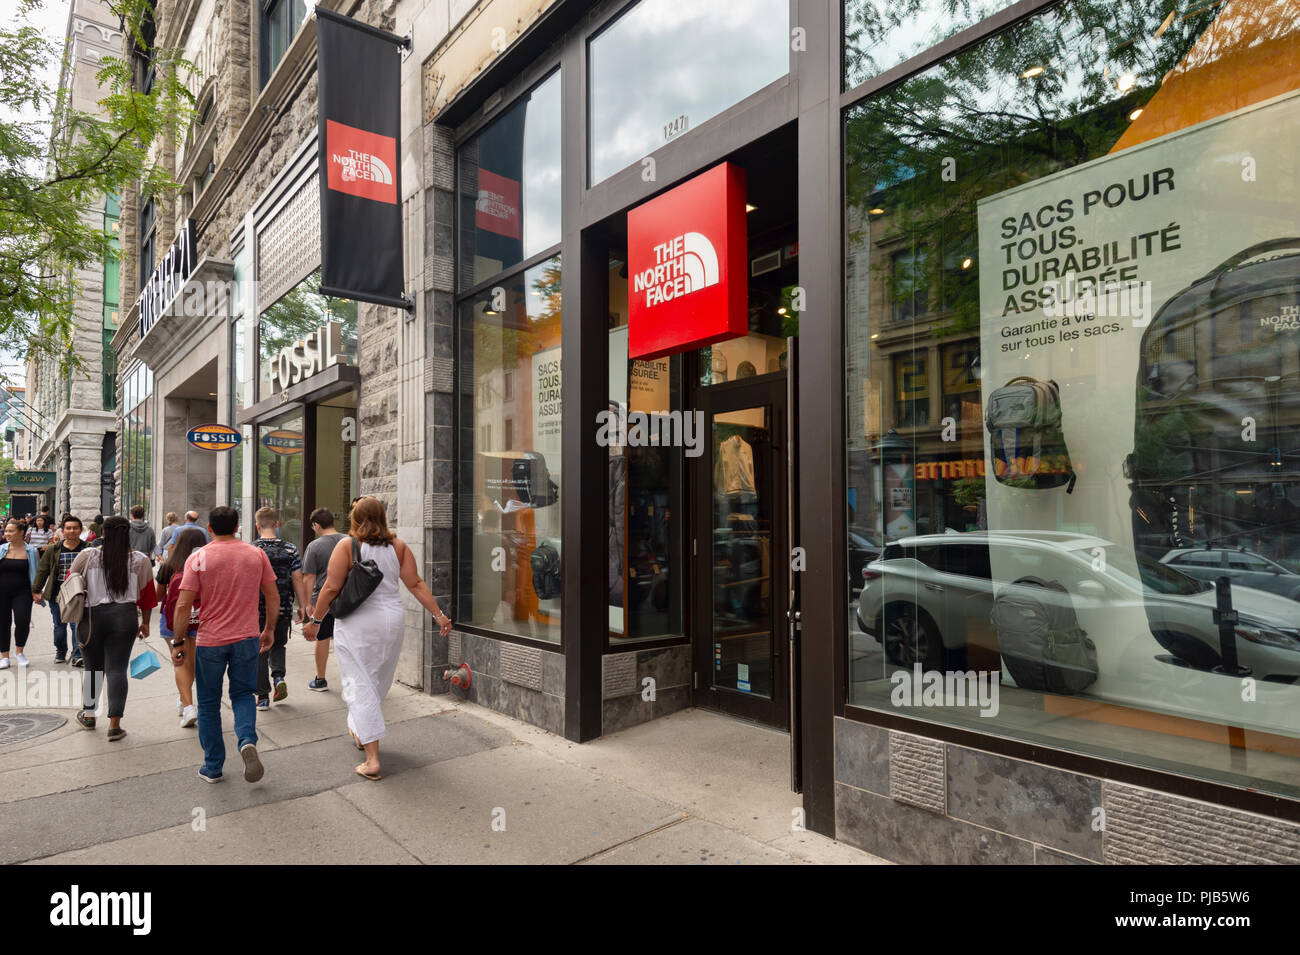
[632,231,720,307]
[334,149,393,186]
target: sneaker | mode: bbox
[197,767,223,784]
[15,652,29,667]
[70,656,84,668]
[308,677,328,692]
[180,705,197,728]
[239,742,264,783]
[273,677,288,702]
[54,654,66,664]
[75,710,96,730]
[0,658,9,670]
[255,696,270,710]
[176,697,184,716]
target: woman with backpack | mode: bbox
[302,496,453,781]
[0,519,38,670]
[70,516,159,741]
[157,527,206,729]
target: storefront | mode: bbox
[416,0,1300,862]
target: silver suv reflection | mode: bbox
[856,531,1300,681]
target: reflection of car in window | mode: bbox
[1161,547,1300,603]
[856,532,1300,681]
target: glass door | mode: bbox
[693,376,788,727]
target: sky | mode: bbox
[0,0,73,388]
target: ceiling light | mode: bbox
[1128,107,1144,121]
[777,307,787,315]
[869,333,879,340]
[869,207,884,215]
[960,257,973,270]
[1117,72,1137,92]
[745,204,756,213]
[1021,66,1045,79]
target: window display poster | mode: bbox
[976,92,1300,733]
[531,345,562,541]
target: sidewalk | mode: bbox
[0,605,886,865]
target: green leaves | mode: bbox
[0,0,195,376]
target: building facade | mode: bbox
[114,0,1300,863]
[27,0,124,521]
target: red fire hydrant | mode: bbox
[443,662,471,690]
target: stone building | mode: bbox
[26,0,124,521]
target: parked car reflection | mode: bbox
[1161,546,1300,603]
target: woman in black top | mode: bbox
[0,519,36,669]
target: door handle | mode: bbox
[924,583,944,592]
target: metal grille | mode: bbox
[257,179,320,309]
[0,712,67,746]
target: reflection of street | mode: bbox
[848,600,884,690]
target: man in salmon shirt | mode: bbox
[173,506,279,784]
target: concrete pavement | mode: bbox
[0,604,886,865]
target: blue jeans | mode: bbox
[194,638,259,775]
[50,603,78,659]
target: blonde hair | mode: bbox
[255,506,279,529]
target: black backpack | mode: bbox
[992,576,1097,694]
[1127,239,1300,560]
[530,540,561,600]
[985,377,1076,492]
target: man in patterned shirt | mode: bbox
[32,516,89,665]
[252,507,309,708]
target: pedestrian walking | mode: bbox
[171,506,278,784]
[128,505,156,563]
[0,518,38,669]
[155,512,179,560]
[251,507,308,709]
[303,496,453,781]
[69,516,158,741]
[157,527,206,728]
[26,515,54,552]
[31,515,89,665]
[180,510,211,544]
[301,507,346,691]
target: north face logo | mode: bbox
[325,119,397,204]
[632,232,719,307]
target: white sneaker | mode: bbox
[176,697,184,716]
[180,705,197,728]
[0,657,9,669]
[15,652,29,667]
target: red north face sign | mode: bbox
[627,163,747,360]
[476,169,522,239]
[325,119,397,205]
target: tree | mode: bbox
[0,0,194,375]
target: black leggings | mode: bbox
[81,603,140,719]
[0,576,32,652]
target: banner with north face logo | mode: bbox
[316,6,406,309]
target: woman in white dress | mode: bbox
[303,496,452,780]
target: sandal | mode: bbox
[355,765,382,781]
[107,727,127,742]
[349,730,363,751]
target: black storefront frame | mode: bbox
[827,0,1300,826]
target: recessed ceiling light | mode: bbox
[1128,107,1144,121]
[745,204,756,213]
[869,207,884,215]
[1021,66,1045,78]
[961,257,973,270]
[869,333,880,340]
[1117,72,1137,92]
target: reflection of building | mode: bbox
[28,0,123,520]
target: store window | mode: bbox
[843,0,1020,90]
[456,255,562,644]
[121,363,153,516]
[103,193,120,412]
[608,254,686,645]
[458,71,560,289]
[844,0,1300,797]
[588,0,789,185]
[257,270,358,402]
[138,199,155,290]
[315,389,359,531]
[261,0,306,87]
[257,407,305,546]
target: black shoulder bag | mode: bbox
[329,538,384,619]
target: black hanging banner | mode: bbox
[315,6,411,310]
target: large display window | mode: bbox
[844,0,1300,797]
[256,270,358,402]
[456,255,563,644]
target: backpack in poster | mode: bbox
[985,377,1077,492]
[1126,239,1300,561]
